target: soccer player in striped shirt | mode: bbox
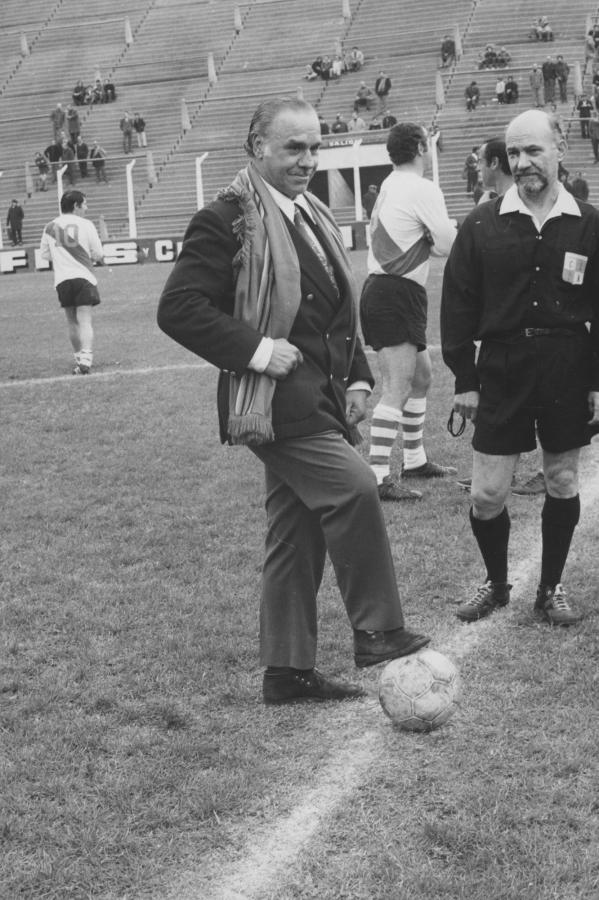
[40,190,104,374]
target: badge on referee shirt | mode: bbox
[562,252,587,285]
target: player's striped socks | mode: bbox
[402,397,427,471]
[369,403,401,484]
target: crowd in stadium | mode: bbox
[30,91,148,197]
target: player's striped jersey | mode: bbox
[40,213,104,287]
[367,170,456,286]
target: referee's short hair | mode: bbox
[386,123,427,166]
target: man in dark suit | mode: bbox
[374,71,392,106]
[157,97,429,705]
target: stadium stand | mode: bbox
[1,0,599,244]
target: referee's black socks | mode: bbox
[470,506,510,585]
[540,494,580,588]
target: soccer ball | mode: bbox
[378,649,459,732]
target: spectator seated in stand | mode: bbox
[354,81,374,112]
[311,57,324,79]
[478,45,498,69]
[540,16,554,41]
[304,64,318,80]
[330,54,345,79]
[72,80,86,106]
[103,78,116,102]
[348,111,366,132]
[530,16,554,41]
[320,55,333,81]
[331,114,349,134]
[347,46,364,71]
[91,80,105,103]
[440,35,456,68]
[496,47,511,68]
[369,115,383,130]
[529,18,543,40]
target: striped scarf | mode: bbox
[218,163,356,445]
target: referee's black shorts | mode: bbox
[57,278,101,309]
[473,330,594,455]
[360,273,427,352]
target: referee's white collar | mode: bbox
[499,183,581,220]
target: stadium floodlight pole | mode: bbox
[430,129,440,187]
[208,53,217,85]
[234,5,242,32]
[196,153,209,209]
[454,23,462,60]
[435,71,445,109]
[574,61,583,98]
[181,98,191,132]
[126,158,137,238]
[352,138,363,222]
[56,165,67,210]
[25,161,34,198]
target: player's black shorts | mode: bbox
[360,273,427,352]
[473,329,594,455]
[57,278,100,308]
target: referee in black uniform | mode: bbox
[441,109,599,625]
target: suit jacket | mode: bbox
[375,76,391,96]
[158,197,373,443]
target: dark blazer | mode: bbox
[158,197,373,443]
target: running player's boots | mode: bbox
[377,475,422,501]
[534,584,582,626]
[402,461,457,478]
[512,471,546,495]
[456,580,511,621]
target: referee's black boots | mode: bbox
[456,581,511,622]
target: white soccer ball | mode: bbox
[379,649,459,732]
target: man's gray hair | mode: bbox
[244,96,315,157]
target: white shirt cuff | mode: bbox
[347,380,371,393]
[248,337,274,373]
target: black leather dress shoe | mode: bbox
[262,668,366,705]
[353,627,430,668]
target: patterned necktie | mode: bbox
[293,204,339,294]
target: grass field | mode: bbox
[1,259,599,900]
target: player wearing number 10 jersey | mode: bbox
[40,190,104,374]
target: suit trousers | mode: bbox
[251,430,404,669]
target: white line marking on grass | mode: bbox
[186,730,379,900]
[169,449,599,900]
[0,361,212,389]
